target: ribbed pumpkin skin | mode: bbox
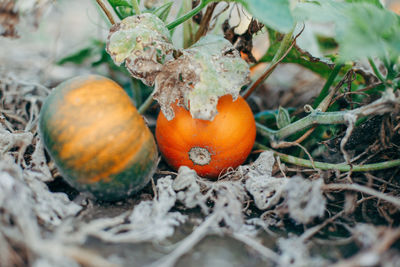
[39,75,158,201]
[155,95,256,178]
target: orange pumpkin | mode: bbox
[39,75,158,201]
[155,95,256,178]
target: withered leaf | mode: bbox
[106,13,174,86]
[0,0,52,38]
[153,35,250,121]
[0,0,19,38]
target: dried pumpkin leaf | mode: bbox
[153,35,250,121]
[284,176,326,224]
[0,0,19,38]
[0,0,51,38]
[106,13,174,86]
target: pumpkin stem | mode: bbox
[188,147,211,166]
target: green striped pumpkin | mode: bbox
[39,75,157,201]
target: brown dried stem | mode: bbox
[323,183,400,207]
[242,25,304,99]
[331,228,400,267]
[194,2,218,42]
[96,0,115,25]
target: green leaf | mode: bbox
[275,106,291,129]
[316,35,338,52]
[294,1,400,61]
[259,42,334,79]
[237,0,294,33]
[108,0,132,7]
[115,6,134,18]
[57,47,93,65]
[150,2,173,22]
[56,39,131,79]
[345,0,383,9]
[258,26,336,79]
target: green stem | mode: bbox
[168,2,184,36]
[138,93,154,114]
[255,143,400,172]
[166,0,210,30]
[182,0,194,48]
[368,58,386,83]
[131,0,141,15]
[312,63,343,108]
[255,122,277,140]
[256,110,348,142]
[110,4,123,20]
[131,78,142,107]
[382,55,397,81]
[272,29,295,63]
